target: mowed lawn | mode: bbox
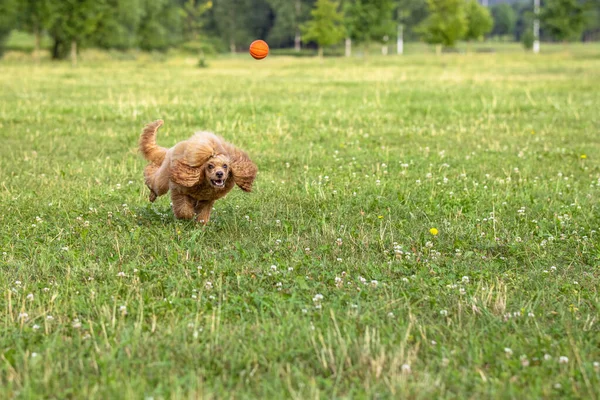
[1,46,599,399]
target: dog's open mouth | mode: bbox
[211,179,225,188]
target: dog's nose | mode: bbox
[216,171,224,178]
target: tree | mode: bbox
[212,0,271,53]
[0,0,18,58]
[302,0,345,57]
[137,0,184,52]
[267,0,314,50]
[417,0,467,52]
[93,0,144,50]
[345,0,395,54]
[491,3,516,37]
[464,0,493,42]
[541,0,586,41]
[393,0,429,54]
[17,0,57,61]
[46,0,107,63]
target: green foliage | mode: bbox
[181,0,213,41]
[0,0,18,57]
[464,0,493,42]
[94,0,144,50]
[393,0,430,40]
[137,0,184,52]
[16,0,57,38]
[302,0,345,51]
[521,27,534,49]
[267,0,314,48]
[541,0,586,41]
[46,0,108,59]
[491,3,516,36]
[417,0,466,47]
[344,0,396,43]
[212,0,272,51]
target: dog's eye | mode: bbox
[223,164,228,169]
[208,164,214,170]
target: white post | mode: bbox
[382,35,388,55]
[345,37,351,57]
[397,24,403,55]
[533,0,540,53]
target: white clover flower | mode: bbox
[387,312,395,318]
[312,294,324,302]
[18,312,29,321]
[72,319,82,329]
[270,265,277,271]
[205,281,213,290]
[504,348,513,356]
[371,280,378,287]
[119,306,127,315]
[440,310,448,316]
[544,354,552,361]
[462,276,470,283]
[117,271,126,277]
[26,293,34,301]
[559,356,569,364]
[401,364,411,373]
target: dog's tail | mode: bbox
[139,120,167,165]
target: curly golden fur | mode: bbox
[139,120,258,223]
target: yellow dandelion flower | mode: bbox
[580,154,587,159]
[429,228,439,236]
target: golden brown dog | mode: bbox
[139,120,257,223]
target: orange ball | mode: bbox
[249,40,269,60]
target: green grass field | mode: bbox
[1,46,599,399]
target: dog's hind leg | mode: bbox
[144,163,169,202]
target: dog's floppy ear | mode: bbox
[170,159,203,187]
[169,142,212,187]
[227,145,257,192]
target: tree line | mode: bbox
[0,0,598,60]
